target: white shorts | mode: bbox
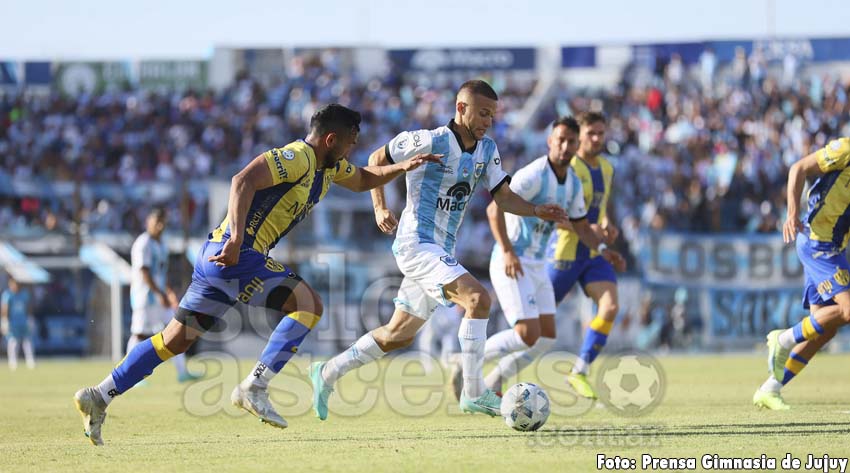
[489,252,556,326]
[392,241,469,320]
[130,305,173,335]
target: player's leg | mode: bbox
[21,336,35,369]
[7,335,18,371]
[441,272,505,416]
[74,316,206,445]
[311,277,429,420]
[234,272,322,429]
[157,306,199,382]
[767,244,850,377]
[568,257,618,399]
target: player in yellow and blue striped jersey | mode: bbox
[545,111,625,399]
[755,137,850,410]
[72,104,441,445]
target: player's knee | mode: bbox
[601,302,619,319]
[519,331,540,347]
[466,290,491,317]
[839,304,850,323]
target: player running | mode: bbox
[755,137,850,410]
[546,111,626,399]
[478,116,624,396]
[73,104,439,445]
[310,80,569,419]
[128,208,200,384]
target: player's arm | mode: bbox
[333,148,441,193]
[0,295,8,336]
[784,149,831,243]
[492,184,568,224]
[571,217,626,272]
[486,201,523,278]
[208,153,278,267]
[140,267,168,307]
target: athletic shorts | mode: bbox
[178,240,302,320]
[547,255,617,304]
[392,241,468,320]
[490,252,556,326]
[797,233,850,309]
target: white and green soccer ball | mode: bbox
[500,382,550,431]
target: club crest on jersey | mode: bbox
[440,255,458,267]
[474,162,485,178]
[283,150,295,160]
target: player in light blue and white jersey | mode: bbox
[481,117,624,396]
[312,80,569,418]
[128,208,198,383]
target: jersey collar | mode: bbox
[448,119,478,154]
[546,156,568,185]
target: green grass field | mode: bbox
[2,353,850,473]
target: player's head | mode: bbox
[146,207,167,239]
[7,277,19,292]
[577,111,607,157]
[455,80,498,141]
[309,104,361,168]
[547,116,580,166]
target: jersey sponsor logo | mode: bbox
[818,279,834,296]
[533,220,555,234]
[835,268,850,286]
[412,132,423,148]
[283,150,295,160]
[397,137,409,149]
[440,255,458,266]
[264,258,286,272]
[437,182,472,211]
[270,149,288,180]
[527,295,536,306]
[238,277,265,304]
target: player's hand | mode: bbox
[155,291,169,308]
[602,248,627,272]
[603,224,620,245]
[401,153,443,172]
[208,237,241,267]
[166,288,180,309]
[504,248,524,279]
[783,212,803,244]
[534,204,569,225]
[375,207,398,234]
[0,318,8,336]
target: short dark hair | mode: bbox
[458,80,498,101]
[552,116,579,134]
[310,104,361,136]
[577,111,606,127]
[148,207,167,222]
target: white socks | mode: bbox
[97,374,118,406]
[322,332,386,386]
[572,357,589,375]
[241,361,276,391]
[458,318,489,399]
[485,336,556,391]
[483,329,526,363]
[7,338,36,370]
[759,376,783,393]
[778,329,797,349]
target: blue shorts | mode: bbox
[7,322,30,340]
[547,255,617,304]
[797,234,850,309]
[178,240,302,319]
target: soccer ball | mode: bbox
[500,382,550,431]
[598,355,663,415]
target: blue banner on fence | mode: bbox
[389,48,536,71]
[561,46,596,68]
[634,37,850,65]
[0,62,17,85]
[24,62,52,85]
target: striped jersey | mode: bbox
[804,137,850,253]
[386,120,510,255]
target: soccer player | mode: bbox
[546,111,625,399]
[310,80,569,420]
[1,277,35,370]
[755,137,850,410]
[128,208,200,383]
[479,116,625,396]
[73,104,439,445]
